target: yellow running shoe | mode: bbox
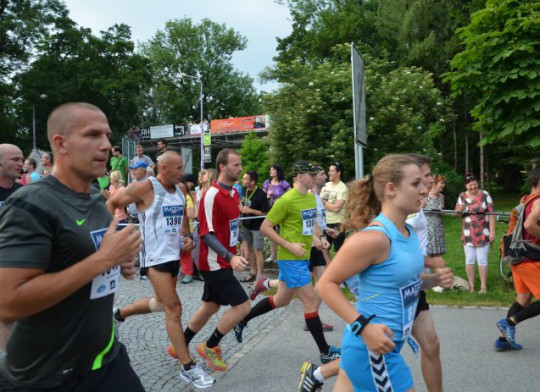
[196,342,228,372]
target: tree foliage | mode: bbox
[238,131,270,184]
[445,0,540,147]
[140,18,262,126]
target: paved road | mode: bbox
[2,272,539,391]
[115,275,540,392]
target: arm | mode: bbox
[317,230,396,354]
[106,180,150,216]
[524,200,540,238]
[260,218,306,257]
[421,267,453,290]
[324,199,345,213]
[201,233,247,271]
[0,218,142,323]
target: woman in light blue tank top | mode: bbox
[317,154,429,392]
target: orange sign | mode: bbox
[210,115,267,134]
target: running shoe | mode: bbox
[249,276,269,300]
[197,342,228,372]
[264,257,274,263]
[180,362,216,389]
[182,275,193,284]
[320,345,341,364]
[234,322,246,343]
[298,361,323,392]
[167,344,178,359]
[494,338,513,352]
[496,319,523,350]
[303,323,334,332]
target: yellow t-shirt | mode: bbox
[266,188,317,260]
[320,181,348,224]
[186,193,195,232]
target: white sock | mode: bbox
[313,367,325,383]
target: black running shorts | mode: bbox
[141,259,180,278]
[309,247,326,271]
[414,290,430,320]
[201,269,249,306]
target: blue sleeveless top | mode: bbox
[356,213,424,341]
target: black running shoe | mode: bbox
[298,361,323,392]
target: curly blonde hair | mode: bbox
[344,154,418,230]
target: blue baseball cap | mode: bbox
[129,161,148,169]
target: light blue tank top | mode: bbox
[356,213,424,341]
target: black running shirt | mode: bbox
[0,176,120,388]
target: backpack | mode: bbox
[501,194,540,265]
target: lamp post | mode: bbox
[179,73,204,170]
[32,94,48,150]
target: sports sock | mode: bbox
[514,301,540,324]
[206,328,225,349]
[305,312,329,354]
[313,367,325,383]
[505,317,516,326]
[182,360,196,371]
[507,301,525,318]
[241,296,276,325]
[184,326,197,346]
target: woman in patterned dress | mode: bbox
[455,173,496,293]
[426,175,447,256]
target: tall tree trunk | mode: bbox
[479,131,485,190]
[485,144,492,194]
[464,129,469,174]
[453,114,458,171]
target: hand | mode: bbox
[230,255,249,272]
[320,237,330,250]
[325,228,338,239]
[489,232,496,243]
[183,236,194,252]
[98,218,143,269]
[120,260,136,280]
[239,241,249,259]
[434,267,453,289]
[313,235,322,249]
[456,204,465,213]
[361,323,396,355]
[286,242,306,257]
[240,205,251,214]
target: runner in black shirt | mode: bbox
[0,103,144,391]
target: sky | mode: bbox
[62,0,293,92]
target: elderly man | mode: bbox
[0,103,144,391]
[0,144,23,208]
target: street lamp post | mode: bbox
[179,73,205,170]
[32,94,48,150]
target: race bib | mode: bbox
[399,279,422,338]
[162,205,184,235]
[89,228,120,300]
[229,218,239,246]
[301,208,317,235]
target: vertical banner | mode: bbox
[203,146,212,163]
[351,43,367,147]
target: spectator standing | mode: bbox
[110,146,128,184]
[426,175,447,256]
[262,164,290,262]
[130,144,155,170]
[455,173,495,293]
[156,139,168,162]
[102,171,128,224]
[240,170,270,281]
[0,144,23,209]
[40,151,53,177]
[20,158,41,185]
[320,162,348,253]
[180,174,199,284]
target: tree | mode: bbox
[238,132,270,184]
[445,0,540,147]
[263,45,451,178]
[140,18,262,126]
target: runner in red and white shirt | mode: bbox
[184,148,250,374]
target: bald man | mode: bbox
[0,144,24,209]
[0,103,144,391]
[107,150,216,389]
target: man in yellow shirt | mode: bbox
[320,162,348,253]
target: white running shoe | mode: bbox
[180,363,216,389]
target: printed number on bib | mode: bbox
[399,279,422,339]
[301,208,317,235]
[230,218,239,246]
[89,228,120,299]
[162,205,184,235]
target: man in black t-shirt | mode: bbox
[0,144,24,209]
[0,103,144,391]
[240,170,269,280]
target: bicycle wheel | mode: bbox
[499,251,513,283]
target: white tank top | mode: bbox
[139,177,185,267]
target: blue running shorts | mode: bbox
[277,260,311,289]
[341,328,413,392]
